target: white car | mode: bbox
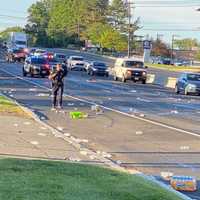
[68,56,85,70]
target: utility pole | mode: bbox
[171,34,179,64]
[126,0,134,58]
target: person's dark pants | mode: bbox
[52,84,64,108]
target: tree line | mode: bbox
[24,0,139,52]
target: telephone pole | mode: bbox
[126,0,135,58]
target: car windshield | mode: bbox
[94,62,106,67]
[16,41,26,45]
[13,49,23,53]
[57,55,66,58]
[31,58,47,64]
[72,57,83,61]
[187,74,200,81]
[125,61,144,68]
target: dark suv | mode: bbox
[23,57,50,78]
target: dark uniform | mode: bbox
[50,65,67,108]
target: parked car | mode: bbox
[113,58,147,84]
[68,56,85,70]
[23,56,50,78]
[54,53,67,63]
[6,48,27,62]
[87,62,109,77]
[175,72,200,95]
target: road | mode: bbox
[0,50,200,199]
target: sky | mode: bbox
[0,0,200,44]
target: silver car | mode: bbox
[175,72,200,95]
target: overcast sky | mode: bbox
[0,0,200,43]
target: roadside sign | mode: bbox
[143,40,152,50]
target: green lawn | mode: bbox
[0,95,24,115]
[147,63,200,72]
[0,159,182,200]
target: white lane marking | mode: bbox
[1,68,200,139]
[136,97,152,103]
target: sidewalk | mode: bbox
[0,114,92,162]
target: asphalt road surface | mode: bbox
[0,51,200,199]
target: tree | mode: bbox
[174,38,199,50]
[26,0,51,46]
[109,0,127,31]
[0,26,24,41]
[151,39,170,57]
[86,23,127,51]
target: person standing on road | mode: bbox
[49,63,67,110]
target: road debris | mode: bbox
[70,111,88,119]
[161,172,174,181]
[30,141,39,145]
[170,176,197,192]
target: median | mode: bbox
[147,63,200,72]
[0,158,183,200]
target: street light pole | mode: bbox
[127,1,131,58]
[126,0,134,58]
[171,34,179,64]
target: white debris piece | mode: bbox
[139,113,145,117]
[67,103,74,106]
[9,95,14,97]
[40,127,47,130]
[30,141,39,145]
[57,126,63,131]
[36,93,49,97]
[81,139,89,143]
[136,131,143,135]
[116,160,122,165]
[161,172,174,181]
[80,151,88,156]
[64,133,71,137]
[29,88,37,92]
[89,155,96,160]
[171,110,178,114]
[38,133,47,137]
[24,122,31,125]
[180,146,190,150]
[130,90,137,93]
[108,97,112,100]
[40,117,45,120]
[14,123,19,127]
[69,157,81,162]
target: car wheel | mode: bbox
[142,79,146,84]
[22,68,27,77]
[113,74,118,81]
[122,75,126,83]
[30,69,34,77]
[184,88,188,95]
[175,85,180,94]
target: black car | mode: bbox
[175,72,200,95]
[23,57,50,78]
[87,62,109,77]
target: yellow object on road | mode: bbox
[70,111,88,119]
